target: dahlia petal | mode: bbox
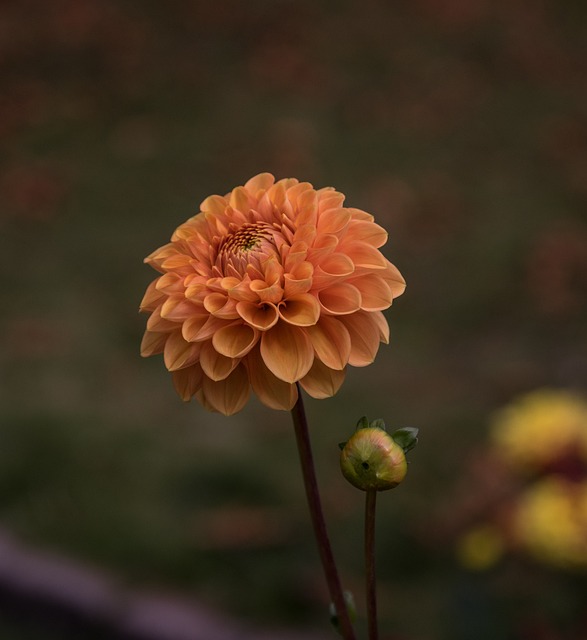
[147,305,179,332]
[312,253,355,284]
[212,323,258,359]
[144,243,177,272]
[199,341,239,381]
[293,223,317,247]
[260,321,314,383]
[317,253,355,277]
[164,331,202,371]
[344,242,388,269]
[250,280,284,304]
[283,241,309,269]
[262,258,284,285]
[236,301,279,331]
[230,186,253,213]
[383,260,407,298]
[200,194,227,216]
[140,330,168,357]
[194,388,216,412]
[172,363,204,401]
[295,189,318,224]
[161,296,200,322]
[255,192,275,221]
[220,276,241,290]
[279,293,320,326]
[193,315,232,342]
[203,292,225,313]
[291,260,314,278]
[182,315,209,342]
[268,180,287,208]
[205,210,229,236]
[372,310,390,344]
[318,192,345,212]
[172,221,198,243]
[140,280,166,312]
[286,181,312,200]
[299,360,346,399]
[203,292,240,319]
[245,263,264,281]
[199,364,250,415]
[351,275,393,311]
[347,220,388,248]
[225,278,258,302]
[161,253,194,275]
[306,316,351,370]
[307,233,338,263]
[185,283,207,303]
[318,283,362,315]
[245,346,298,411]
[341,311,382,367]
[348,207,375,222]
[245,172,275,194]
[317,208,351,235]
[205,277,225,292]
[155,272,185,295]
[283,261,314,297]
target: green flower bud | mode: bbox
[340,427,408,491]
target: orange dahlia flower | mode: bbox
[140,173,405,415]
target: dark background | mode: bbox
[1,1,587,638]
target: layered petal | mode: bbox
[172,363,204,401]
[198,364,250,415]
[260,321,314,383]
[300,360,346,399]
[351,274,393,311]
[306,316,351,370]
[246,346,298,410]
[199,341,239,381]
[163,331,202,371]
[212,323,258,358]
[279,293,320,326]
[318,283,361,315]
[341,311,383,367]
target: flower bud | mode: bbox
[340,427,408,491]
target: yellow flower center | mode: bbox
[218,222,283,276]
[221,223,273,254]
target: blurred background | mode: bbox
[1,0,587,638]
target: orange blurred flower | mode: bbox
[140,173,405,415]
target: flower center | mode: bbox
[217,222,283,275]
[221,223,272,254]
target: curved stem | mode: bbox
[290,384,356,640]
[365,490,378,640]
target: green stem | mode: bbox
[365,490,378,640]
[290,384,356,640]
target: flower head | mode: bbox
[491,389,587,471]
[513,477,587,569]
[140,173,405,415]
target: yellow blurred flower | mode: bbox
[514,477,587,569]
[140,173,405,415]
[457,524,504,571]
[491,389,587,470]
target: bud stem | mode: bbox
[365,489,378,640]
[290,384,356,640]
